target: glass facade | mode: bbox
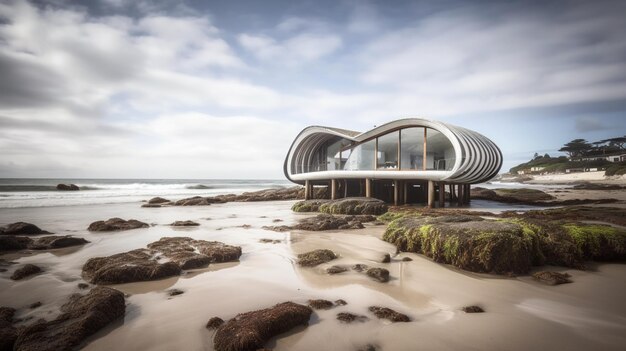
[376,130,399,169]
[425,128,455,170]
[400,127,425,170]
[344,139,375,170]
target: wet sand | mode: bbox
[1,200,626,350]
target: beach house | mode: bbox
[284,118,502,207]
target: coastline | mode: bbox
[497,171,626,185]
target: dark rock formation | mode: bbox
[327,265,348,274]
[401,257,413,262]
[297,249,337,267]
[0,307,17,351]
[56,184,79,191]
[471,187,617,206]
[380,253,391,263]
[352,264,368,272]
[263,213,373,232]
[307,299,334,310]
[0,236,32,251]
[170,220,200,227]
[366,268,390,283]
[174,196,225,206]
[13,287,125,351]
[148,197,170,204]
[368,306,410,322]
[147,237,242,267]
[532,271,572,285]
[87,218,149,232]
[259,238,281,244]
[462,305,485,313]
[27,236,89,250]
[29,302,42,309]
[206,317,224,330]
[11,264,42,280]
[77,283,89,290]
[501,206,626,227]
[571,183,625,190]
[293,197,388,215]
[334,299,347,306]
[213,302,312,351]
[0,222,50,236]
[336,312,368,323]
[167,289,184,296]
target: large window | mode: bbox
[377,131,399,169]
[344,139,375,170]
[325,139,344,171]
[425,128,455,170]
[400,127,425,170]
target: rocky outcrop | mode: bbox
[206,317,224,330]
[83,237,241,284]
[87,218,149,232]
[366,268,390,283]
[148,197,170,204]
[10,264,42,280]
[501,206,626,227]
[213,302,312,351]
[368,306,410,322]
[0,236,32,251]
[56,184,79,191]
[174,196,225,206]
[263,214,375,232]
[532,271,572,285]
[571,183,625,190]
[307,299,334,310]
[462,305,485,313]
[326,265,348,274]
[297,249,337,267]
[293,197,388,215]
[0,222,50,236]
[169,220,200,227]
[0,235,88,252]
[13,287,125,351]
[0,307,17,351]
[337,312,368,323]
[471,187,617,206]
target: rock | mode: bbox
[297,249,337,267]
[213,302,312,351]
[336,312,368,323]
[13,287,125,351]
[148,197,170,204]
[141,203,162,208]
[206,317,224,330]
[293,197,388,215]
[357,344,379,351]
[29,302,42,309]
[368,306,410,322]
[170,220,200,227]
[0,307,17,351]
[401,257,413,262]
[307,299,334,310]
[77,283,89,290]
[334,299,347,306]
[173,196,225,206]
[148,237,242,266]
[87,218,149,232]
[571,183,625,190]
[259,238,281,244]
[327,265,348,274]
[264,214,371,232]
[0,222,50,236]
[272,219,283,223]
[462,305,485,313]
[501,206,626,227]
[471,187,617,206]
[352,264,368,272]
[28,236,89,250]
[167,289,184,296]
[56,184,79,191]
[291,200,330,212]
[380,253,391,263]
[366,268,389,283]
[0,236,32,251]
[532,271,572,285]
[11,264,42,280]
[82,249,182,284]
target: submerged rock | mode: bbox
[87,218,149,232]
[169,220,200,227]
[327,265,348,274]
[27,236,89,250]
[56,183,79,191]
[206,317,224,330]
[259,238,281,244]
[366,268,390,283]
[213,302,312,351]
[401,257,413,262]
[307,299,334,310]
[462,305,485,313]
[293,197,388,215]
[0,222,50,236]
[337,312,368,323]
[29,302,42,309]
[532,271,572,285]
[297,249,337,267]
[11,264,42,281]
[368,306,410,322]
[352,264,368,272]
[167,289,184,296]
[13,287,125,351]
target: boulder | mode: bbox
[28,236,89,250]
[380,253,391,263]
[147,237,242,266]
[0,222,50,236]
[326,265,348,274]
[0,236,32,251]
[206,317,224,330]
[213,302,312,351]
[0,307,17,351]
[366,268,390,283]
[11,264,42,281]
[352,264,368,272]
[169,220,200,227]
[532,271,572,285]
[263,214,371,232]
[307,299,334,310]
[336,312,368,323]
[56,184,79,191]
[87,218,149,232]
[368,306,410,322]
[297,249,337,267]
[462,305,485,313]
[174,196,225,206]
[148,197,170,204]
[293,197,388,215]
[13,287,125,351]
[82,249,182,284]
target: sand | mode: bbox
[1,200,626,350]
[525,171,626,185]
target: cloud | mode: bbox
[238,32,342,65]
[575,117,611,132]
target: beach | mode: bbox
[1,180,626,351]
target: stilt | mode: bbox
[438,182,445,207]
[465,184,471,204]
[305,180,311,200]
[331,179,337,200]
[457,184,464,206]
[428,181,435,208]
[366,178,372,198]
[344,180,348,198]
[393,180,400,206]
[403,182,409,204]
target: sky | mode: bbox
[0,0,625,179]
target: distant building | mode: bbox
[575,152,626,163]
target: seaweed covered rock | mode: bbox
[83,249,182,284]
[11,264,42,280]
[297,249,337,267]
[501,206,626,227]
[174,196,225,206]
[368,306,410,322]
[291,200,330,212]
[0,307,17,351]
[263,214,372,232]
[293,197,388,215]
[13,287,125,351]
[206,317,224,330]
[147,237,242,268]
[471,187,555,203]
[148,197,170,204]
[532,271,572,285]
[0,222,50,236]
[213,302,312,351]
[170,220,200,227]
[87,218,149,232]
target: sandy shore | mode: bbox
[1,200,626,350]
[518,171,626,185]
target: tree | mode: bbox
[533,152,540,159]
[604,136,626,150]
[559,139,592,158]
[543,153,550,159]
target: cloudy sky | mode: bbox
[1,0,625,179]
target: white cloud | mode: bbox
[238,32,342,65]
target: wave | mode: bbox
[185,184,213,189]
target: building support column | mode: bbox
[457,184,464,207]
[403,182,409,204]
[365,178,372,198]
[438,182,445,208]
[344,180,348,198]
[465,184,471,204]
[428,180,435,208]
[304,180,311,200]
[393,180,400,206]
[330,179,337,200]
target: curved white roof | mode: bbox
[284,118,502,184]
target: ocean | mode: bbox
[0,178,293,208]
